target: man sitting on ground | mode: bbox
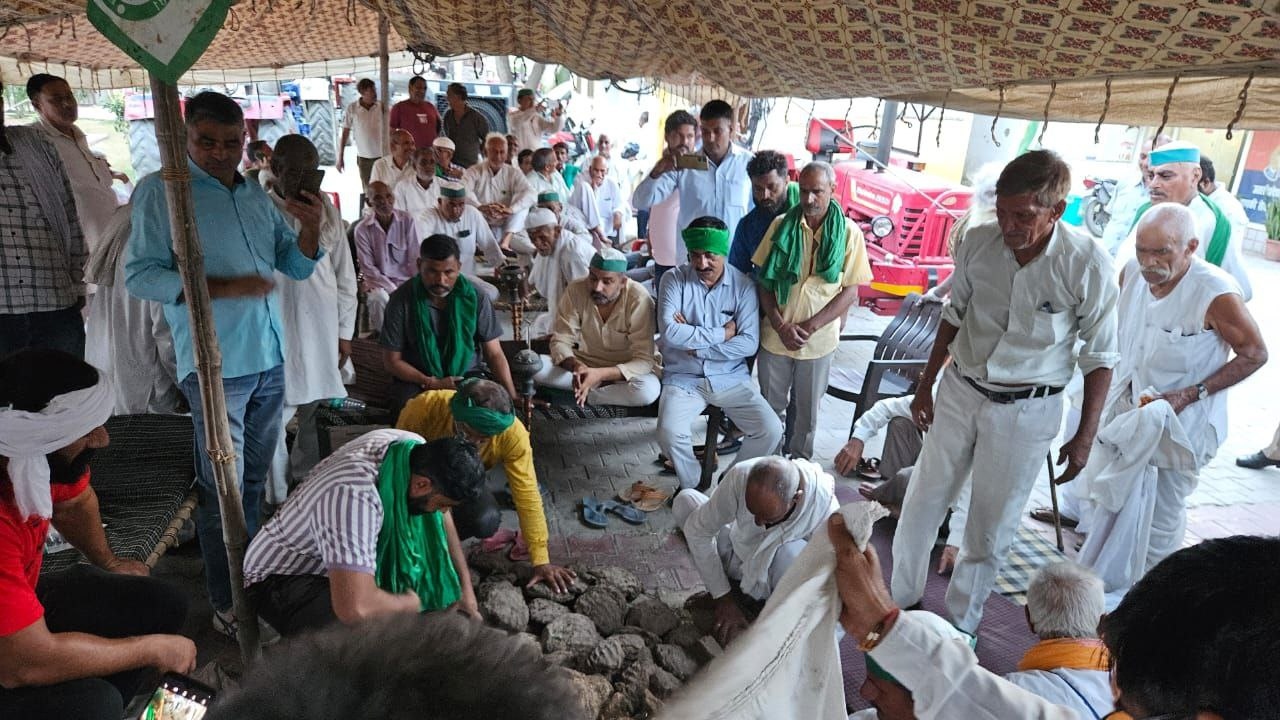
[243,430,485,637]
[370,128,416,189]
[0,349,194,719]
[380,234,517,417]
[538,190,594,243]
[570,154,629,248]
[431,136,466,180]
[526,147,571,203]
[1004,561,1112,717]
[353,181,419,332]
[525,207,595,337]
[657,217,783,492]
[414,182,504,301]
[673,456,837,645]
[394,147,442,228]
[533,248,661,407]
[396,379,578,594]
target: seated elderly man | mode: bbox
[526,207,595,337]
[464,132,536,252]
[0,349,193,719]
[570,154,630,248]
[243,430,485,637]
[657,217,783,492]
[354,181,419,331]
[414,182,503,301]
[1078,203,1266,596]
[673,456,837,645]
[431,136,465,180]
[538,190,595,243]
[1004,562,1111,716]
[526,147,570,202]
[396,380,578,593]
[370,128,415,189]
[394,147,441,227]
[379,234,517,418]
[532,248,660,407]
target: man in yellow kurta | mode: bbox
[396,379,576,592]
[752,161,872,460]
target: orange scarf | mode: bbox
[1017,638,1111,673]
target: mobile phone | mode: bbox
[675,153,709,171]
[294,168,325,201]
[139,673,216,720]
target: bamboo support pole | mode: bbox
[379,12,390,157]
[149,75,260,662]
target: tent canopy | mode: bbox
[1,1,1277,128]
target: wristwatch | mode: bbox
[1195,383,1209,401]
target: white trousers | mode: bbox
[890,367,1062,632]
[672,489,806,598]
[756,348,835,460]
[657,380,783,490]
[267,401,322,504]
[531,357,660,406]
[366,288,390,331]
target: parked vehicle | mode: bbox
[547,116,594,162]
[1080,176,1117,237]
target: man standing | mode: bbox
[673,456,837,645]
[1100,134,1169,256]
[0,349,195,719]
[526,148,571,204]
[657,217,782,492]
[336,78,385,190]
[125,91,323,635]
[379,234,516,417]
[263,136,358,504]
[1078,204,1265,593]
[639,111,697,289]
[370,129,416,189]
[464,133,536,252]
[389,75,440,151]
[890,150,1119,634]
[1197,157,1251,233]
[353,181,418,332]
[508,88,563,153]
[393,148,442,229]
[27,73,118,256]
[414,182,504,300]
[729,150,795,276]
[570,155,630,249]
[524,208,594,337]
[441,83,489,168]
[244,430,486,636]
[535,248,660,407]
[753,161,872,459]
[431,136,465,179]
[0,80,87,358]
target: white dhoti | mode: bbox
[673,489,807,596]
[531,356,660,407]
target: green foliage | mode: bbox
[1267,199,1280,242]
[101,93,128,134]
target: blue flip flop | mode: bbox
[601,500,647,525]
[580,496,608,529]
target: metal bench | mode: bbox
[825,292,941,438]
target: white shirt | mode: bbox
[569,178,629,238]
[648,191,683,266]
[508,107,563,151]
[944,222,1120,387]
[33,118,118,254]
[393,176,440,230]
[526,169,570,205]
[341,100,386,159]
[850,395,915,443]
[370,155,415,189]
[632,143,753,244]
[1117,195,1251,301]
[463,162,536,234]
[1006,667,1114,718]
[415,205,504,276]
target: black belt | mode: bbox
[963,376,1063,404]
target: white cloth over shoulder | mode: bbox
[660,501,888,720]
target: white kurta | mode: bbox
[1005,667,1112,719]
[415,205,504,275]
[526,169,570,204]
[463,162,536,235]
[370,155,415,189]
[570,178,630,239]
[393,176,440,231]
[528,231,595,337]
[508,107,562,151]
[33,118,119,255]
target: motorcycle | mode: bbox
[1080,176,1117,237]
[547,116,594,163]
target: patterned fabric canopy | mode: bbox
[0,0,1276,127]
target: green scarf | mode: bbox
[785,181,800,209]
[374,439,461,611]
[1129,194,1229,267]
[412,274,478,378]
[449,380,516,436]
[757,199,847,306]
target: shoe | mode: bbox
[212,608,238,640]
[1236,451,1280,470]
[1029,506,1079,529]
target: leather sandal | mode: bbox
[1029,506,1078,529]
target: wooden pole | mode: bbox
[379,12,390,157]
[149,75,261,662]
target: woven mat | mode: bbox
[41,414,196,575]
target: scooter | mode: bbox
[1080,176,1117,237]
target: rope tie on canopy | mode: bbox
[206,448,237,464]
[1038,80,1056,147]
[161,167,190,182]
[226,7,241,32]
[1226,71,1253,141]
[936,89,949,147]
[989,85,1005,147]
[1094,77,1112,144]
[1153,73,1180,142]
[345,0,359,26]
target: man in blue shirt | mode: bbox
[656,216,782,491]
[125,91,323,636]
[729,150,795,277]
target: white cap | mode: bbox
[432,136,456,151]
[525,207,558,230]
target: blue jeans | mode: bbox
[180,365,284,611]
[0,305,85,359]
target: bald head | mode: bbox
[588,155,608,188]
[744,457,802,528]
[1134,203,1198,288]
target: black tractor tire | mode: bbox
[305,100,338,166]
[470,98,508,135]
[1081,197,1109,238]
[257,118,292,147]
[128,119,161,178]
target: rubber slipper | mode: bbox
[855,457,882,481]
[581,497,608,529]
[602,500,646,525]
[480,527,518,552]
[508,532,530,562]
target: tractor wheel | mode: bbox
[470,98,509,135]
[305,100,338,166]
[257,118,291,147]
[128,119,161,178]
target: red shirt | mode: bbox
[389,100,440,150]
[0,469,90,636]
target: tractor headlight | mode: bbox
[870,215,894,239]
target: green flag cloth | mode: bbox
[413,274,478,378]
[757,200,848,306]
[1128,195,1229,267]
[374,439,461,611]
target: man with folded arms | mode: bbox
[534,248,660,407]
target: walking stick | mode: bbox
[1045,452,1064,552]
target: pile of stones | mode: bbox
[469,552,724,720]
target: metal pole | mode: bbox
[378,12,390,157]
[149,75,260,662]
[875,100,899,170]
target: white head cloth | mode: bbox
[525,207,558,230]
[0,376,114,520]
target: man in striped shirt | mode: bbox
[243,429,485,636]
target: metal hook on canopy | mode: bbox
[989,85,1005,147]
[1094,77,1112,145]
[1038,81,1056,148]
[871,98,882,140]
[472,53,483,78]
[1226,71,1254,141]
[936,89,950,147]
[1153,74,1180,143]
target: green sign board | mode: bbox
[87,0,231,84]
